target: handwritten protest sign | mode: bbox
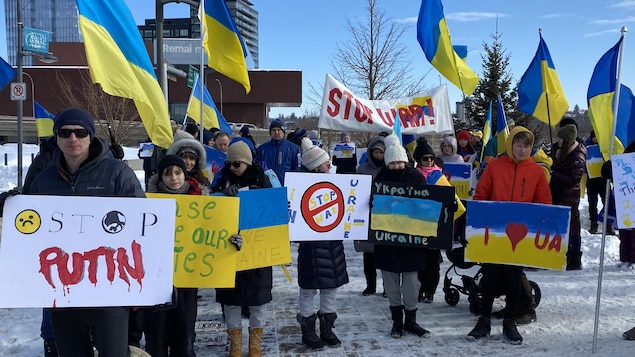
[0,195,175,308]
[465,201,571,270]
[286,172,371,241]
[236,188,291,271]
[138,142,154,158]
[147,193,239,288]
[370,182,455,249]
[586,144,604,179]
[611,152,635,229]
[443,162,474,199]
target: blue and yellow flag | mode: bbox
[518,33,569,127]
[453,45,468,61]
[496,95,509,155]
[34,101,55,138]
[479,100,493,162]
[392,110,403,144]
[0,56,16,90]
[416,0,479,96]
[201,0,251,93]
[76,0,172,148]
[587,36,635,159]
[186,75,233,134]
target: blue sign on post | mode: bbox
[23,27,51,54]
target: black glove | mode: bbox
[223,184,240,196]
[154,286,178,311]
[0,188,20,217]
[110,143,125,160]
[230,234,243,251]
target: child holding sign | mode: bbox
[213,141,272,357]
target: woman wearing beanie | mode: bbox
[166,137,211,190]
[356,135,386,297]
[332,131,358,174]
[143,155,204,357]
[374,135,431,339]
[551,124,587,270]
[413,137,466,304]
[212,141,273,357]
[295,138,349,350]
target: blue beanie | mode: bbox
[53,108,96,139]
[269,119,285,133]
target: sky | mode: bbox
[2,1,635,118]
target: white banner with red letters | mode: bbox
[0,195,175,308]
[318,74,454,135]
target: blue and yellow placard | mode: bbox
[586,144,604,179]
[443,162,473,199]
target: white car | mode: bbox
[233,123,258,131]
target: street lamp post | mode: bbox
[215,78,223,114]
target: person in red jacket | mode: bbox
[467,126,552,345]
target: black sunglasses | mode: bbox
[226,161,244,168]
[57,128,90,138]
[422,156,435,162]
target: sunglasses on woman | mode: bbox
[57,128,90,138]
[226,161,244,168]
[421,156,435,162]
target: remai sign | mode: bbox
[156,38,208,65]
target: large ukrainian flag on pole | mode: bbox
[416,0,479,96]
[76,0,173,148]
[186,75,233,134]
[202,0,251,93]
[587,35,635,159]
[517,31,569,127]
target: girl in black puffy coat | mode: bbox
[212,140,272,357]
[295,138,349,350]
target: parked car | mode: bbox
[233,123,258,131]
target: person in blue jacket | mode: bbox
[256,119,300,184]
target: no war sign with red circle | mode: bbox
[285,173,372,242]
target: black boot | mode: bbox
[503,318,523,344]
[468,316,491,339]
[566,251,583,270]
[389,305,404,338]
[44,339,58,357]
[297,313,326,349]
[317,311,341,346]
[403,308,430,337]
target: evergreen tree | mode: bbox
[465,30,532,133]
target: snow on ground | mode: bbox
[0,143,634,356]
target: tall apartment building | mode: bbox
[4,0,82,65]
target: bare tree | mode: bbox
[55,69,142,145]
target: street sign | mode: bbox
[187,65,199,88]
[10,82,26,101]
[23,27,52,54]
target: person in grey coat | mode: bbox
[27,108,145,357]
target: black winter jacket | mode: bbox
[29,138,144,198]
[213,163,274,306]
[373,165,428,273]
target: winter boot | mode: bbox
[589,221,598,234]
[44,339,58,357]
[389,305,404,338]
[566,251,583,271]
[403,308,431,337]
[623,326,635,340]
[227,328,242,357]
[248,327,263,357]
[468,316,491,339]
[503,318,523,344]
[317,311,341,346]
[297,313,326,349]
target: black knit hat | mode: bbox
[53,108,96,139]
[413,137,435,162]
[157,155,186,178]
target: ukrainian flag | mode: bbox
[186,75,233,134]
[518,33,569,126]
[417,0,479,96]
[479,100,492,162]
[34,101,54,138]
[587,36,635,159]
[76,0,173,148]
[496,95,509,155]
[202,0,251,93]
[0,56,16,90]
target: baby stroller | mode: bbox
[442,213,542,315]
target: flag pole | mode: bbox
[198,0,205,145]
[539,29,555,147]
[592,26,627,353]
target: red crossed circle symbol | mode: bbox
[300,182,344,232]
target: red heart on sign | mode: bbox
[505,222,528,252]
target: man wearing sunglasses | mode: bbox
[26,108,145,357]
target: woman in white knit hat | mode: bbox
[373,135,431,339]
[295,138,349,350]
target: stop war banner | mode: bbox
[318,74,454,135]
